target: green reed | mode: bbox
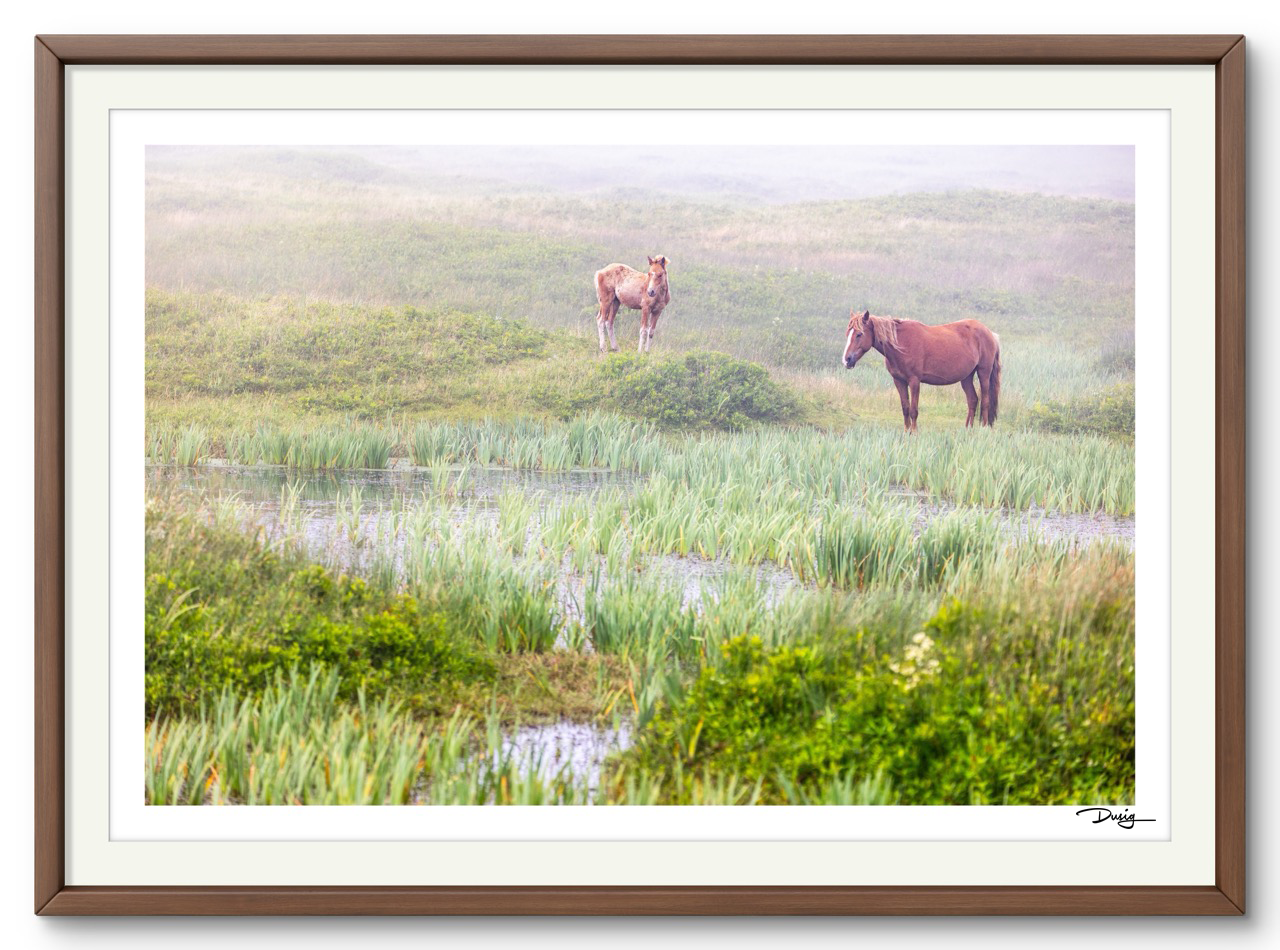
[150,410,1134,515]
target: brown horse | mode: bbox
[842,309,1002,432]
[594,256,671,353]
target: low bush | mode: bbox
[1024,381,1134,440]
[617,570,1135,805]
[144,504,490,716]
[596,351,802,429]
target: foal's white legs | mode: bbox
[598,310,619,354]
[638,315,655,353]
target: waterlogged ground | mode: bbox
[883,486,1136,549]
[496,720,633,798]
[147,461,1134,796]
[147,463,1134,617]
[147,461,802,615]
[148,461,1135,560]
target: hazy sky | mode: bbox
[150,144,1134,204]
[373,144,1135,203]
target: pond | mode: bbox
[499,719,633,798]
[147,463,804,611]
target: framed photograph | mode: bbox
[34,35,1244,915]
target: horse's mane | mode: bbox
[868,314,908,352]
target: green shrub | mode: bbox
[144,506,491,716]
[618,578,1135,805]
[597,351,801,429]
[1024,381,1134,440]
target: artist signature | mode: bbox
[1075,807,1157,830]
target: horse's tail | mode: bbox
[987,334,1002,425]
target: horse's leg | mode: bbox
[908,377,921,433]
[977,364,991,425]
[892,377,912,432]
[595,279,611,354]
[638,307,651,353]
[606,299,619,352]
[960,373,978,428]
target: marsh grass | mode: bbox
[149,411,1134,514]
[145,472,1134,805]
[145,666,588,805]
[144,663,902,805]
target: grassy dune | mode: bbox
[146,149,1134,372]
[146,288,1132,436]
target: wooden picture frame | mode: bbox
[34,34,1245,916]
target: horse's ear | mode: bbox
[647,256,656,265]
[658,256,668,267]
[861,310,871,323]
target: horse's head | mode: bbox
[645,256,669,299]
[843,309,873,369]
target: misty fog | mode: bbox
[150,143,1134,204]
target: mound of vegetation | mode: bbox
[1024,381,1135,440]
[146,290,555,410]
[145,501,492,717]
[595,351,802,429]
[616,566,1135,805]
[148,289,805,433]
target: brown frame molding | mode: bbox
[34,34,1245,917]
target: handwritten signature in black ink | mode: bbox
[1075,807,1157,830]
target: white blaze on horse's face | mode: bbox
[843,310,870,369]
[646,256,667,299]
[843,326,858,368]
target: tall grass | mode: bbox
[145,664,901,805]
[145,666,591,805]
[408,415,663,471]
[148,421,395,470]
[151,474,1128,675]
[150,412,1134,514]
[146,667,426,805]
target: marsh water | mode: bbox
[147,463,1134,610]
[147,463,805,608]
[148,462,1134,793]
[500,719,634,797]
[148,461,1135,560]
[147,461,1134,631]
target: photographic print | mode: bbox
[141,133,1138,811]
